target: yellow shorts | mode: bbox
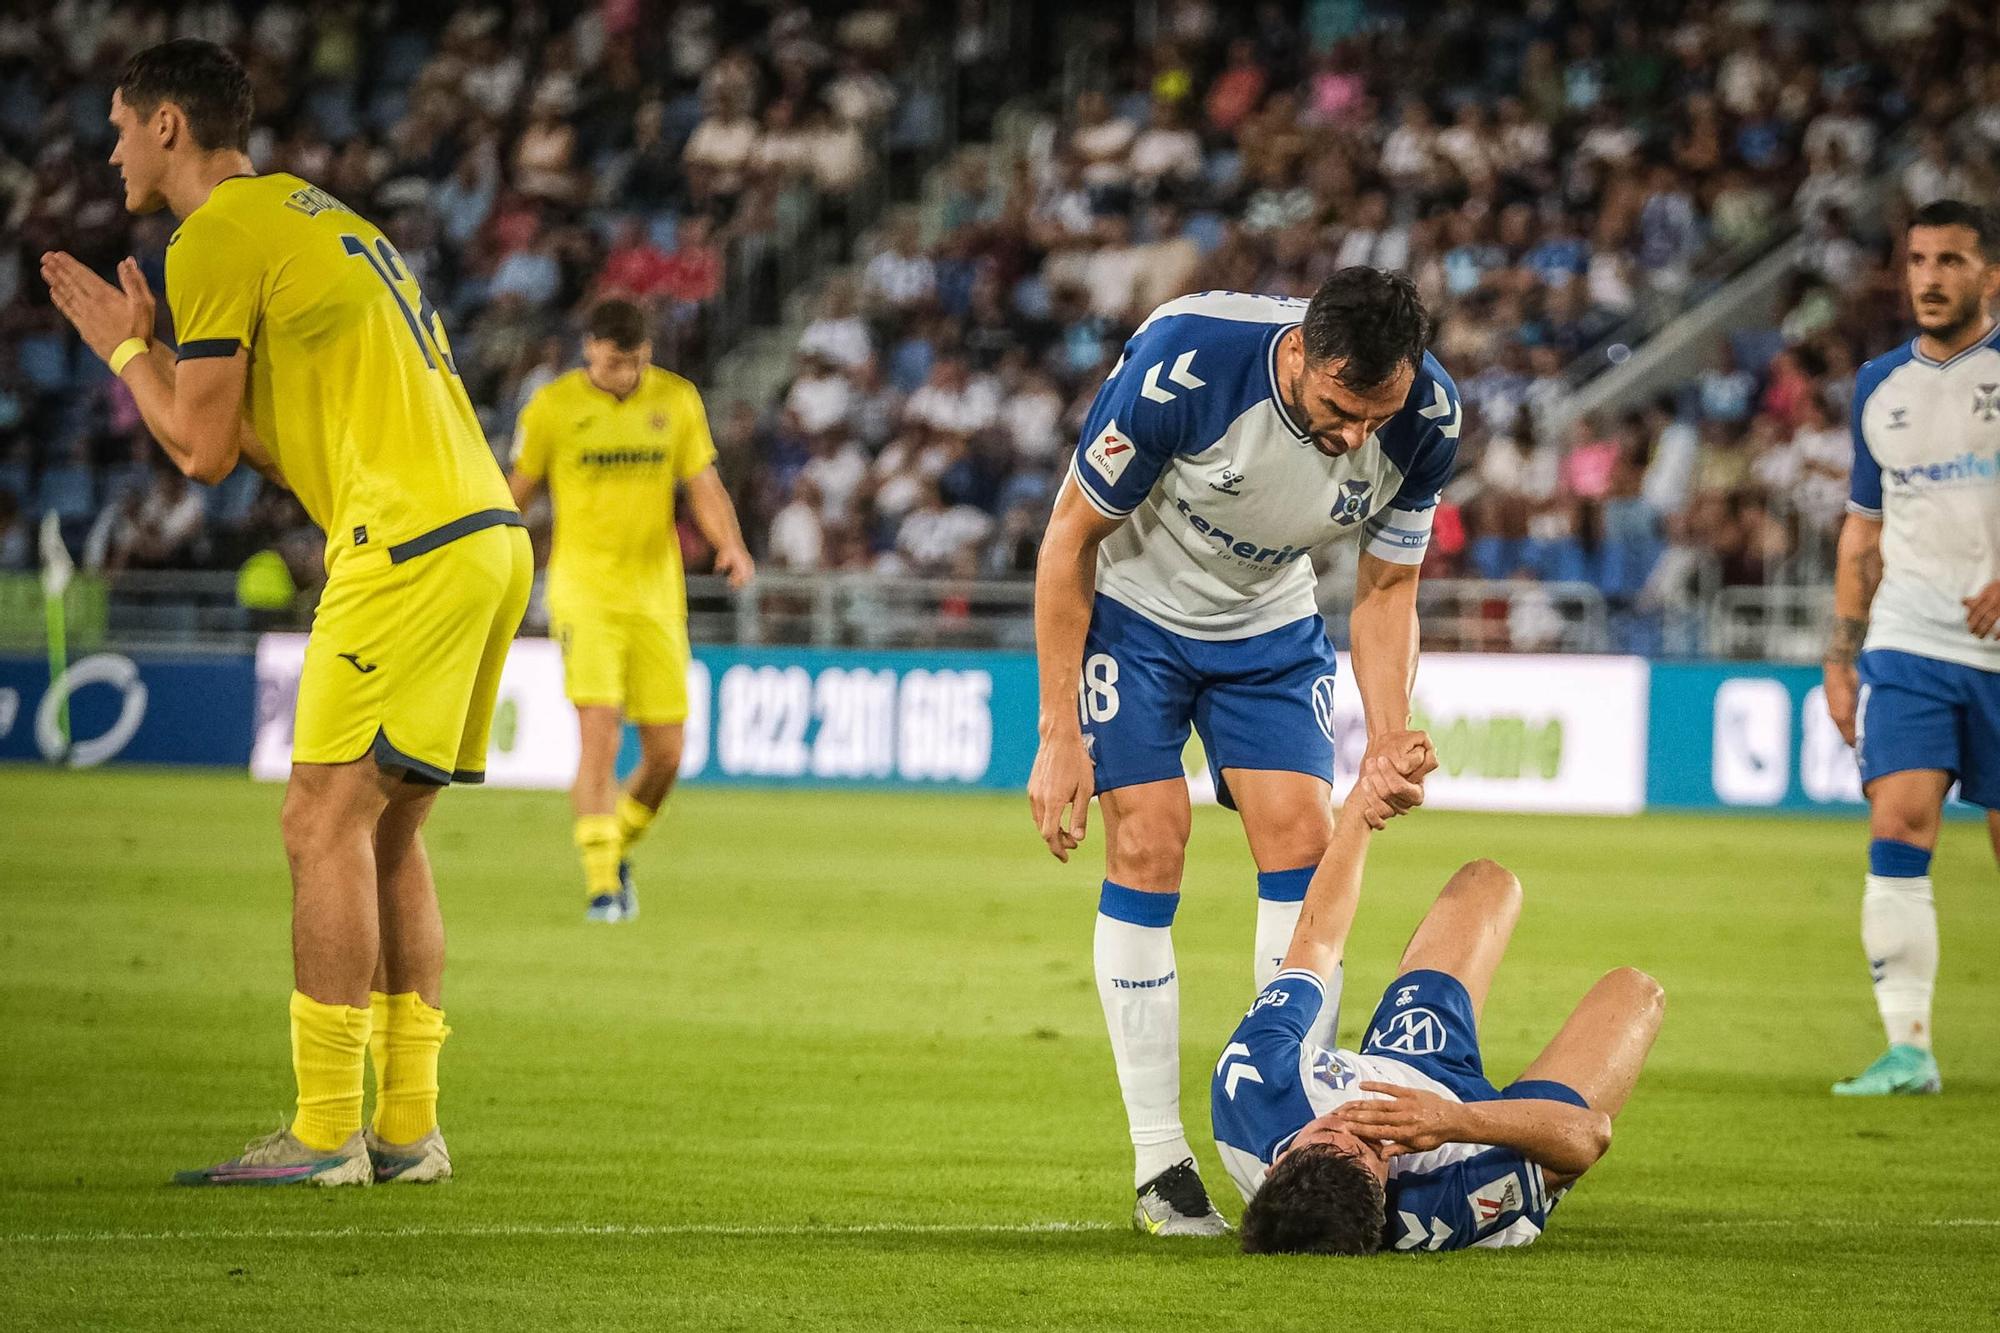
[293,522,533,784]
[550,605,690,725]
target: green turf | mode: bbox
[1,767,1996,1330]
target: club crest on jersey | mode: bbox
[650,411,668,431]
[1310,1049,1357,1092]
[1367,1006,1447,1056]
[1974,384,2000,423]
[1086,420,1136,486]
[1466,1173,1524,1227]
[1331,479,1372,526]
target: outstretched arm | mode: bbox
[1337,1082,1612,1179]
[1350,556,1435,829]
[1278,734,1435,980]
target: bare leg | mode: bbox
[1512,967,1666,1190]
[1100,779,1192,893]
[1513,967,1666,1119]
[375,781,444,1007]
[282,759,402,1008]
[1987,809,1999,870]
[1392,859,1523,1024]
[626,722,685,812]
[570,705,622,818]
[1225,768,1334,872]
[1867,768,1951,850]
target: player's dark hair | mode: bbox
[1910,200,1998,260]
[1299,268,1432,390]
[117,39,253,153]
[586,299,650,351]
[1239,1145,1385,1256]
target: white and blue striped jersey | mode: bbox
[1211,970,1565,1252]
[1849,323,2000,672]
[1069,292,1461,640]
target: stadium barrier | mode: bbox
[4,642,1977,819]
[0,650,255,767]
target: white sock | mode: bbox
[1863,873,1937,1050]
[1094,882,1190,1188]
[1255,868,1341,1049]
[1253,896,1297,992]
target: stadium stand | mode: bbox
[3,2,1998,657]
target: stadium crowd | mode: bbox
[737,0,2000,647]
[0,0,932,583]
[3,0,1999,655]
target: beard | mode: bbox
[1912,286,1989,342]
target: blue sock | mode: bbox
[1868,838,1932,878]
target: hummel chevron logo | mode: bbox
[1416,382,1461,438]
[1395,1210,1455,1251]
[1139,351,1207,404]
[1216,1041,1263,1100]
[338,653,379,674]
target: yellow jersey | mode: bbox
[166,172,517,572]
[512,367,718,618]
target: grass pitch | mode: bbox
[1,767,1996,1330]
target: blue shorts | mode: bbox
[1080,595,1339,810]
[1858,649,2000,810]
[1359,969,1587,1109]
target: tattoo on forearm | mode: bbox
[1826,616,1868,665]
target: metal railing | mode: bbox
[1705,585,1836,664]
[57,567,1850,663]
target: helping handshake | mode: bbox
[1348,729,1441,831]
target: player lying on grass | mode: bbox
[1210,741,1664,1253]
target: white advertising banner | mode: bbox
[1191,653,1651,815]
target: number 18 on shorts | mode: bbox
[1079,595,1341,809]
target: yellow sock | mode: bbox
[615,793,658,853]
[367,990,389,1094]
[289,990,371,1152]
[372,991,450,1145]
[575,814,622,896]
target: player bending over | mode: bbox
[42,41,531,1185]
[1211,744,1664,1253]
[1030,273,1458,1234]
[508,299,753,922]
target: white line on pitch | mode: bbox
[0,1219,1124,1245]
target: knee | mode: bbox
[1869,792,1940,845]
[280,784,325,860]
[1106,808,1190,890]
[1603,966,1666,1017]
[641,735,685,775]
[1451,858,1522,905]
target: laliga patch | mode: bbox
[1466,1173,1525,1227]
[1086,420,1136,486]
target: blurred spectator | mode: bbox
[0,489,29,571]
